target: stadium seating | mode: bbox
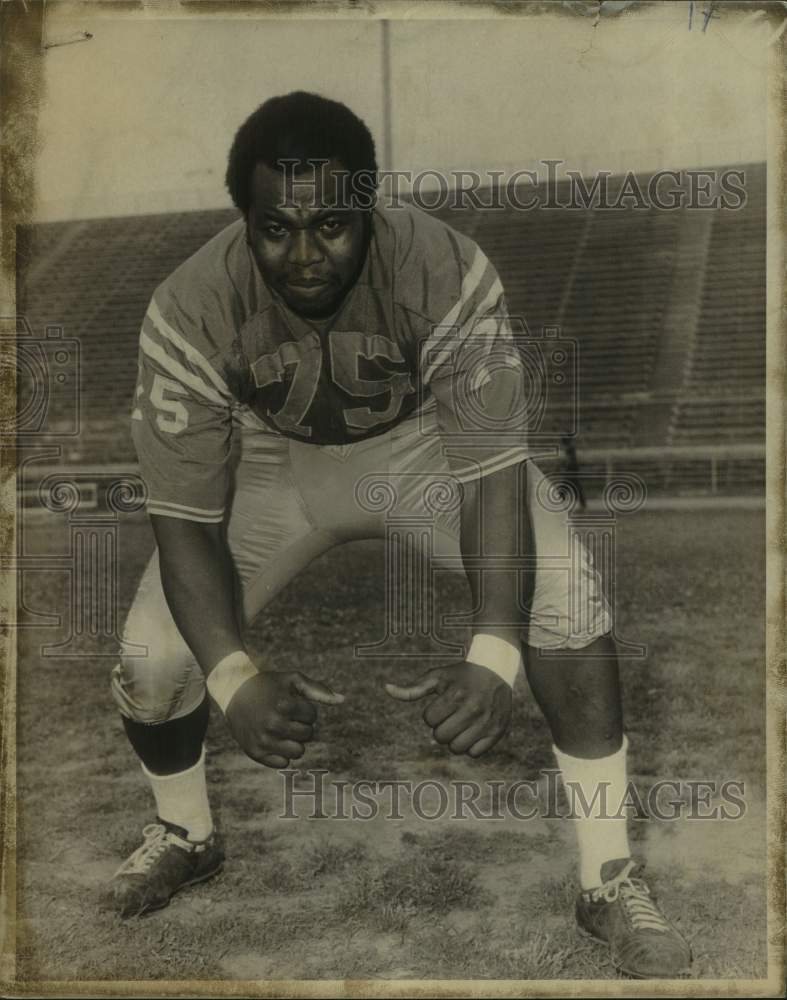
[16,164,766,493]
[666,164,766,448]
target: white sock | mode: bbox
[553,737,632,890]
[141,747,214,842]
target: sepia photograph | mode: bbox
[1,0,784,995]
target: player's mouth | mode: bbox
[286,277,330,291]
[280,275,345,316]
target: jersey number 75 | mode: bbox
[250,330,414,439]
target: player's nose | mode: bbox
[288,230,324,268]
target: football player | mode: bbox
[109,92,691,979]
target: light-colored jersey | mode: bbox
[131,201,530,522]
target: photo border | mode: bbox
[0,1,783,996]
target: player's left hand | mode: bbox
[384,662,512,758]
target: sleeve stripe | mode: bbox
[471,280,506,328]
[140,331,227,407]
[421,276,505,384]
[450,446,529,483]
[147,499,225,523]
[433,245,491,333]
[232,406,274,431]
[147,507,225,524]
[147,499,225,516]
[147,297,232,399]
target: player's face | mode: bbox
[247,160,369,319]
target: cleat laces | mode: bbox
[590,860,673,933]
[114,823,188,877]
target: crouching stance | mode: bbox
[110,92,691,979]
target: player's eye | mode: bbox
[319,218,345,236]
[263,222,288,239]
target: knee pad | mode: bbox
[110,639,206,724]
[527,543,613,651]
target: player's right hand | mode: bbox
[224,670,345,768]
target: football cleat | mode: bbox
[109,819,224,918]
[576,858,692,979]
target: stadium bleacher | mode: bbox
[16,164,766,495]
[667,167,766,450]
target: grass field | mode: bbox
[12,507,768,984]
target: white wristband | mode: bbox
[206,650,258,714]
[466,634,521,688]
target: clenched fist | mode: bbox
[385,661,512,757]
[224,670,344,768]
